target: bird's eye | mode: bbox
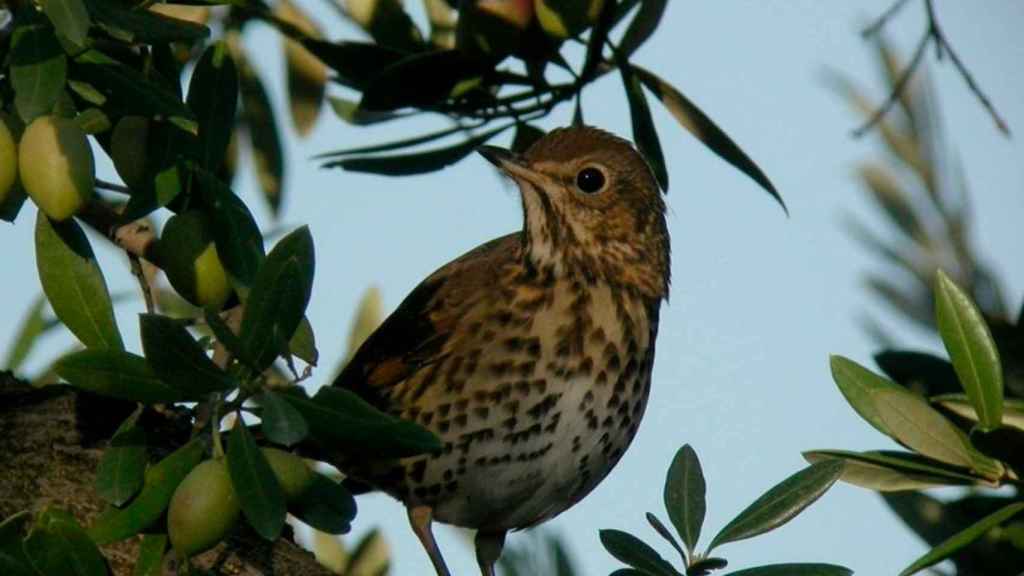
[575,166,606,194]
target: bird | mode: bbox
[330,125,671,575]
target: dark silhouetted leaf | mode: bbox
[280,387,440,457]
[599,529,682,576]
[194,166,266,287]
[24,508,108,576]
[664,444,704,554]
[634,66,785,212]
[227,424,286,540]
[71,50,193,121]
[899,502,1024,576]
[260,390,310,447]
[36,214,124,351]
[709,460,843,551]
[300,40,405,90]
[88,440,204,544]
[188,42,239,171]
[724,564,852,576]
[359,50,489,112]
[874,350,961,396]
[289,473,357,534]
[327,95,407,125]
[240,227,315,371]
[289,316,318,366]
[315,123,475,159]
[619,59,668,192]
[55,349,187,403]
[326,124,510,175]
[11,24,67,122]
[619,0,668,58]
[86,0,209,44]
[935,270,1003,431]
[140,313,236,395]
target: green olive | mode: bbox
[262,448,315,501]
[159,211,233,310]
[18,115,95,221]
[167,459,240,557]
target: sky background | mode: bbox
[3,1,1024,575]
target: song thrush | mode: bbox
[331,125,670,575]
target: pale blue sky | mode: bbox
[3,2,1023,575]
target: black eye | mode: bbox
[575,167,606,194]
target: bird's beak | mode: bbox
[477,145,537,183]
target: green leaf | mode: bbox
[708,460,843,551]
[899,502,1024,576]
[3,295,48,372]
[598,529,682,576]
[11,23,68,122]
[645,512,686,564]
[299,40,405,91]
[194,166,265,288]
[289,316,318,366]
[25,508,108,576]
[288,473,357,534]
[327,95,406,125]
[280,386,441,457]
[85,0,209,44]
[240,227,315,371]
[803,450,979,491]
[618,0,668,58]
[71,50,193,120]
[227,424,286,540]
[633,65,786,212]
[235,47,285,216]
[188,42,239,171]
[724,563,853,576]
[88,439,204,544]
[95,410,147,506]
[41,0,92,46]
[139,313,236,396]
[325,124,511,175]
[619,59,668,192]
[0,512,34,576]
[55,349,188,403]
[934,394,1024,432]
[132,534,166,576]
[934,270,1004,431]
[35,214,125,351]
[872,388,976,469]
[260,390,309,446]
[664,444,704,553]
[830,355,904,436]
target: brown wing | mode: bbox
[332,233,522,415]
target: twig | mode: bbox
[128,254,155,313]
[855,0,1011,137]
[861,0,913,38]
[852,31,929,137]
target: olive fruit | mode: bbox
[18,115,95,221]
[262,448,314,501]
[159,211,233,310]
[167,459,240,557]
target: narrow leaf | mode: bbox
[803,450,979,491]
[934,394,1024,432]
[132,534,167,576]
[618,0,668,58]
[194,166,266,287]
[899,502,1024,576]
[239,226,315,371]
[260,390,310,446]
[709,460,843,551]
[88,440,204,544]
[645,512,686,564]
[36,211,124,351]
[3,296,48,372]
[276,0,327,136]
[872,388,974,468]
[139,313,236,395]
[724,564,853,576]
[95,412,147,505]
[634,65,785,212]
[830,354,903,436]
[325,125,511,175]
[289,473,357,534]
[188,42,239,171]
[11,24,68,122]
[235,45,286,215]
[41,0,92,46]
[664,444,704,553]
[599,529,682,576]
[619,59,669,192]
[86,0,209,44]
[55,349,187,403]
[227,424,286,540]
[314,123,472,159]
[934,270,1003,431]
